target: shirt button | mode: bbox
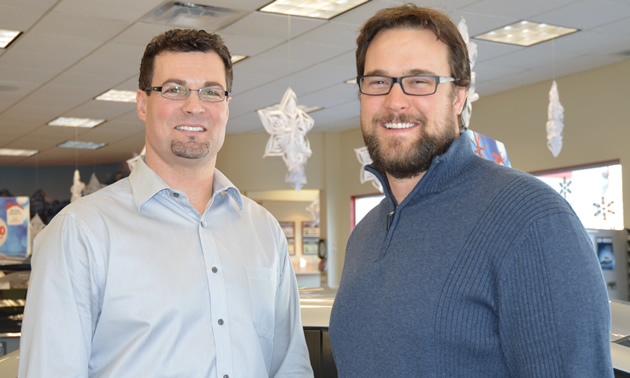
[212,266,218,273]
[218,319,224,325]
[173,192,179,198]
[200,221,205,227]
[223,375,229,378]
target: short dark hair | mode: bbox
[139,29,233,93]
[356,4,470,126]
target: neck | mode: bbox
[387,171,425,205]
[146,155,216,214]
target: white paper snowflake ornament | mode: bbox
[258,87,314,191]
[84,172,105,196]
[546,80,564,157]
[457,17,479,129]
[70,169,85,202]
[355,146,383,193]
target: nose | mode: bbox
[383,82,410,112]
[181,91,205,115]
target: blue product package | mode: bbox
[0,197,30,261]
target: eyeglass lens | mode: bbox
[360,75,439,96]
[161,85,227,102]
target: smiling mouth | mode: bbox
[383,122,416,129]
[175,125,205,132]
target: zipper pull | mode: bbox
[387,210,395,231]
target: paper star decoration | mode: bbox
[458,17,479,128]
[354,147,383,193]
[84,172,105,196]
[258,87,314,191]
[70,169,85,202]
[546,80,564,157]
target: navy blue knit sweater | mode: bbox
[329,133,613,377]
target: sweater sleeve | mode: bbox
[498,210,613,377]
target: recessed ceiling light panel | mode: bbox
[95,89,137,103]
[58,141,107,150]
[48,117,105,128]
[259,0,369,20]
[0,29,21,49]
[231,55,247,64]
[474,20,578,47]
[258,103,323,114]
[0,148,38,157]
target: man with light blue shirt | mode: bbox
[19,29,313,377]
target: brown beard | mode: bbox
[171,137,210,159]
[362,112,457,179]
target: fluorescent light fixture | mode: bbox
[0,148,38,157]
[0,29,21,49]
[259,0,369,20]
[231,54,247,64]
[58,141,107,150]
[48,117,105,128]
[474,20,578,47]
[258,103,323,114]
[345,77,357,85]
[95,89,137,103]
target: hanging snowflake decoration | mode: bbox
[306,197,320,226]
[84,172,106,196]
[457,17,479,128]
[546,80,564,157]
[354,146,383,193]
[70,169,85,202]
[258,87,314,191]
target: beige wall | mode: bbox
[471,58,630,226]
[217,58,630,286]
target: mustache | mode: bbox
[372,112,426,125]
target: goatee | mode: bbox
[171,137,210,159]
[363,113,457,179]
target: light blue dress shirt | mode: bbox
[19,158,313,377]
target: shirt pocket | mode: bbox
[245,266,278,342]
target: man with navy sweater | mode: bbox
[329,5,613,377]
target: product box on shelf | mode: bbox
[0,197,30,262]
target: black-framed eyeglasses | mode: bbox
[357,75,456,96]
[145,84,230,102]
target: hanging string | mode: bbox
[35,152,39,191]
[74,126,79,170]
[287,15,292,81]
[551,39,556,79]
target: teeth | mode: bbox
[176,126,204,132]
[384,122,415,129]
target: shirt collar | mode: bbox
[129,157,244,212]
[212,168,244,212]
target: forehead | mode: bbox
[364,27,451,75]
[152,50,226,87]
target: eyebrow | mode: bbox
[363,69,438,76]
[161,78,225,89]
